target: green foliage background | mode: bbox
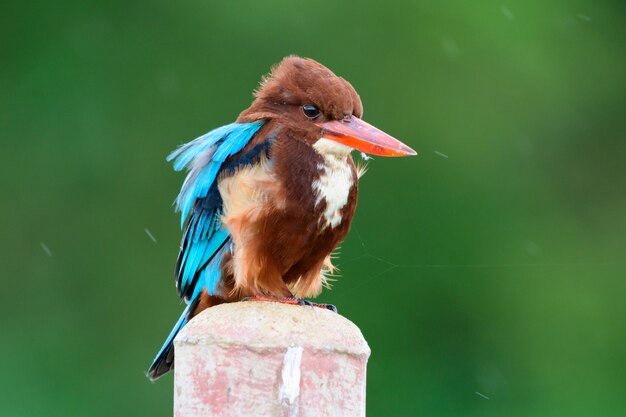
[1,1,625,415]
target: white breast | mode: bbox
[312,139,355,229]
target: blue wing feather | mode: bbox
[146,296,197,381]
[168,122,263,225]
[168,121,263,298]
[148,121,266,380]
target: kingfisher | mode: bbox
[147,56,415,380]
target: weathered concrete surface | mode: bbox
[174,301,370,417]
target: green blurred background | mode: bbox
[2,0,625,416]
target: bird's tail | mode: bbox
[146,298,199,381]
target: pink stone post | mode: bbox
[174,302,371,417]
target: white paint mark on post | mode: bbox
[279,346,304,410]
[144,228,157,243]
[475,391,490,400]
[174,302,370,417]
[40,242,52,257]
[434,150,449,159]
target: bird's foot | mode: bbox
[290,297,337,313]
[242,295,337,313]
[311,302,338,313]
[241,294,301,306]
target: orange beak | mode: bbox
[316,116,416,157]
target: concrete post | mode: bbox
[173,302,371,417]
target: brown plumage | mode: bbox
[201,57,362,305]
[148,56,415,380]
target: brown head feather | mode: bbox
[237,56,363,145]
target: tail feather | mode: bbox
[146,298,199,381]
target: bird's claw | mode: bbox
[294,298,313,306]
[323,303,338,313]
[294,297,338,313]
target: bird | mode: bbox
[147,56,415,380]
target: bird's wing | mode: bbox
[167,122,264,302]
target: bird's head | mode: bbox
[238,56,416,157]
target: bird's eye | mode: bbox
[302,104,321,119]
